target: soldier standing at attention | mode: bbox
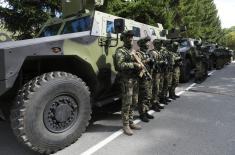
[165,40,175,101]
[136,37,155,123]
[149,39,166,110]
[194,40,205,83]
[114,30,142,136]
[159,40,171,105]
[169,42,181,99]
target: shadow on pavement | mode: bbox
[0,121,42,155]
[87,124,121,133]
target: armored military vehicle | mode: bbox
[177,38,196,82]
[0,0,166,153]
[199,43,217,70]
[166,28,195,82]
[172,38,209,83]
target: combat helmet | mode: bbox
[120,30,134,41]
[137,36,151,46]
[153,38,164,49]
[172,41,179,52]
[137,36,151,50]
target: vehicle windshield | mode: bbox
[62,16,91,34]
[39,23,62,37]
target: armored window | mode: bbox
[180,41,189,48]
[132,26,141,37]
[39,24,62,37]
[106,21,115,33]
[150,28,156,36]
[62,16,91,34]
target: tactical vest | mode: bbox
[113,47,134,72]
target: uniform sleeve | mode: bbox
[157,52,165,64]
[115,50,135,70]
[175,53,181,61]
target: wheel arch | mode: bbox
[3,55,99,101]
[20,55,98,93]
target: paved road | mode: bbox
[1,62,235,155]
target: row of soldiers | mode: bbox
[114,30,182,136]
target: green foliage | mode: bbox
[102,0,223,43]
[222,27,235,50]
[0,0,61,39]
[0,0,229,44]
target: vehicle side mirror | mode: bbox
[114,19,125,34]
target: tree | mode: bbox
[0,0,61,39]
[222,26,235,50]
[0,0,225,43]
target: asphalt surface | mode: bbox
[0,62,235,155]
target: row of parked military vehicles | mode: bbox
[0,0,234,154]
[177,38,233,82]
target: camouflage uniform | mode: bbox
[194,40,207,83]
[159,43,170,104]
[169,42,182,99]
[150,39,166,109]
[165,41,175,97]
[136,37,154,122]
[115,46,138,126]
[113,30,141,135]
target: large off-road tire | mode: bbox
[180,59,192,83]
[10,72,91,154]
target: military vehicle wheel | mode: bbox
[10,72,91,154]
[180,59,192,83]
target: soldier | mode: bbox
[159,40,171,105]
[169,42,181,99]
[136,37,155,123]
[113,30,141,136]
[165,40,175,100]
[150,39,166,110]
[194,40,207,83]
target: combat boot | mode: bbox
[169,95,176,100]
[163,98,169,105]
[130,123,142,130]
[123,125,133,136]
[174,94,180,98]
[140,114,149,122]
[169,89,176,100]
[158,103,165,109]
[151,105,161,112]
[166,97,172,102]
[146,112,154,119]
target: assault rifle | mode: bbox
[130,51,152,80]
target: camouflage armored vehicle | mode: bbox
[198,43,217,70]
[213,46,231,69]
[0,0,166,153]
[166,28,196,82]
[177,38,197,82]
[172,38,209,83]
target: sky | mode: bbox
[214,0,235,28]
